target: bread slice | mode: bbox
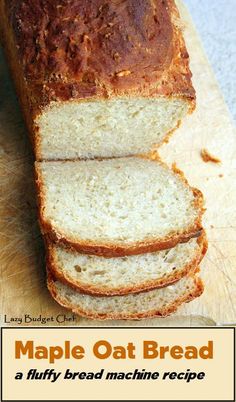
[47,232,207,296]
[0,0,195,161]
[36,157,204,257]
[47,273,204,320]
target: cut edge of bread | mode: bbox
[47,271,204,321]
[35,158,205,257]
[46,231,208,296]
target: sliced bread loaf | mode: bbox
[47,273,204,320]
[47,232,207,296]
[0,0,195,160]
[36,157,204,257]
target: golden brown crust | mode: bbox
[43,227,204,257]
[46,231,208,296]
[0,0,195,159]
[34,157,205,257]
[0,1,36,149]
[47,272,204,320]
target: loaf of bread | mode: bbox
[0,0,195,160]
[48,272,203,320]
[35,157,204,257]
[47,232,207,296]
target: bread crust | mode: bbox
[46,231,208,296]
[43,227,204,257]
[47,272,204,320]
[35,158,205,257]
[0,0,195,159]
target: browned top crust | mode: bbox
[4,0,195,109]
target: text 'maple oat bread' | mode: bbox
[35,157,205,257]
[0,0,195,160]
[47,271,204,320]
[46,232,207,296]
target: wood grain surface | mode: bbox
[0,1,236,327]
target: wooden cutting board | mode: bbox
[1,1,236,327]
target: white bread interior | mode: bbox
[37,98,189,159]
[48,236,203,295]
[36,157,202,249]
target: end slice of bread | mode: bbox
[46,232,207,296]
[36,157,204,257]
[47,273,204,320]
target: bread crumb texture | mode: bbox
[36,157,204,248]
[47,273,203,320]
[47,234,206,295]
